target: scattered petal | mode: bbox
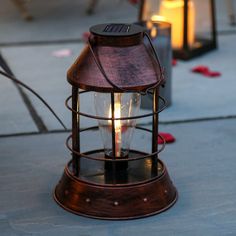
[172,59,177,66]
[158,132,176,144]
[191,65,221,78]
[203,71,221,77]
[82,32,91,42]
[52,49,72,58]
[129,0,139,5]
[191,65,209,74]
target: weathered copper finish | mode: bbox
[72,87,80,176]
[67,24,163,92]
[54,159,177,220]
[152,89,159,176]
[54,23,177,219]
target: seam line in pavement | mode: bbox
[0,129,70,138]
[0,38,83,47]
[218,30,236,35]
[0,115,236,139]
[0,31,235,48]
[159,115,236,125]
[0,53,48,133]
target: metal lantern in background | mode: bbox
[54,23,177,219]
[139,0,217,60]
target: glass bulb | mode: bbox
[94,93,141,158]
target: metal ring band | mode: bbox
[65,91,167,121]
[66,126,166,162]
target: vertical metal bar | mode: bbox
[211,0,217,48]
[72,86,80,176]
[183,0,189,51]
[111,93,116,159]
[138,0,145,21]
[111,92,116,182]
[152,88,159,177]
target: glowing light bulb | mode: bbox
[94,93,141,159]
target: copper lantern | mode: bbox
[139,0,217,60]
[54,23,177,219]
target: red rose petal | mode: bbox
[203,71,221,77]
[129,0,139,4]
[82,32,90,42]
[191,65,221,78]
[158,132,176,144]
[191,66,209,74]
[172,59,177,66]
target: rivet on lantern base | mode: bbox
[54,158,177,220]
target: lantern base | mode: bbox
[54,158,177,220]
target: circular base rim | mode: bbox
[54,160,178,220]
[54,191,178,220]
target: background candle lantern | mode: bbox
[159,0,195,49]
[139,0,217,60]
[54,23,177,219]
[135,20,172,107]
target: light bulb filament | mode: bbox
[109,94,122,157]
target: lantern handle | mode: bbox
[88,36,164,95]
[143,31,165,85]
[0,69,68,131]
[88,39,124,93]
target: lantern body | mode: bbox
[139,0,217,60]
[54,23,177,219]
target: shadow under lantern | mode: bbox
[139,0,217,60]
[54,23,177,219]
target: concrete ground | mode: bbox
[0,0,236,235]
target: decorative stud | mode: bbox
[113,201,119,206]
[143,197,148,202]
[85,198,91,203]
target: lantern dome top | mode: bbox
[67,23,164,92]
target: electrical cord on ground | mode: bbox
[0,69,68,131]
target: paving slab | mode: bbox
[0,0,137,45]
[0,0,235,45]
[2,32,236,131]
[0,119,236,235]
[216,0,236,32]
[159,33,236,122]
[0,73,38,135]
[1,43,100,130]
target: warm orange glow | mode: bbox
[151,15,166,22]
[109,94,122,157]
[148,16,167,38]
[151,26,158,38]
[160,0,195,49]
